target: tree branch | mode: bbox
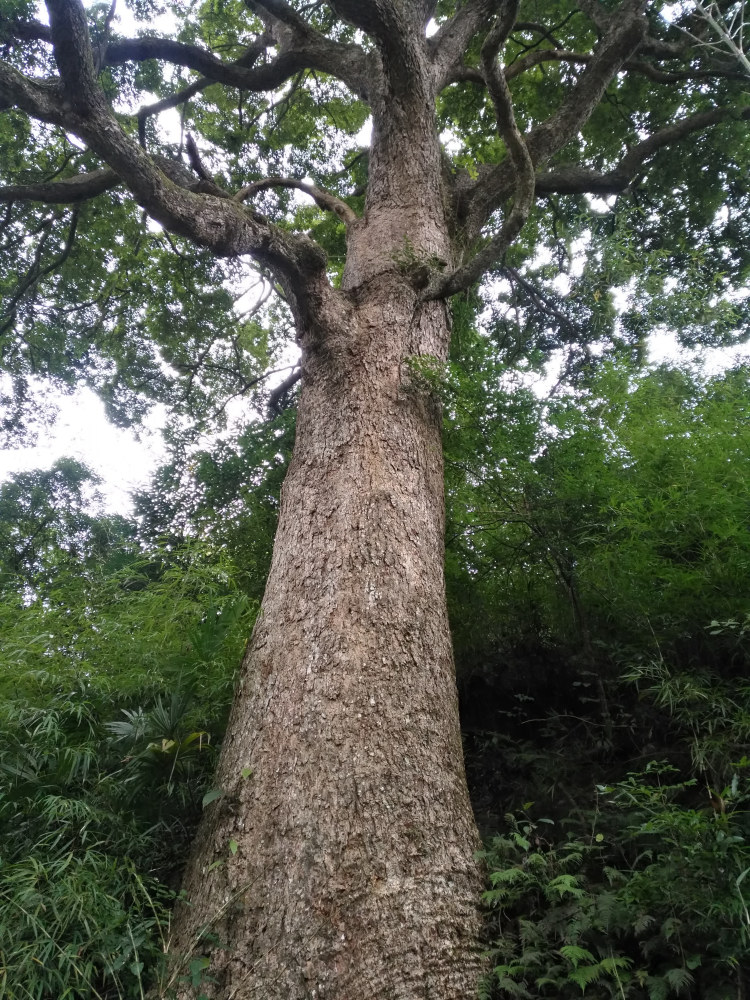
[427,0,535,298]
[46,0,105,113]
[439,44,745,89]
[325,0,425,94]
[184,133,233,199]
[0,208,79,333]
[430,0,499,91]
[1,0,332,325]
[234,176,358,225]
[131,31,269,138]
[0,167,120,203]
[506,46,747,83]
[2,9,370,100]
[104,35,310,90]
[526,6,648,166]
[240,0,371,97]
[93,0,117,75]
[325,0,401,40]
[0,17,51,44]
[267,365,302,416]
[245,0,305,30]
[504,264,580,341]
[0,58,65,118]
[460,4,648,243]
[535,104,750,195]
[125,30,367,99]
[137,78,209,137]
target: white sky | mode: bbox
[0,390,168,512]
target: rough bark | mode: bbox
[170,273,484,1000]
[166,27,487,1000]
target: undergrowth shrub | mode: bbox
[0,690,180,999]
[481,666,750,1000]
[0,851,171,1000]
[0,593,249,997]
[482,763,750,999]
[0,494,253,1000]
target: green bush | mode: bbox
[482,762,750,1000]
[0,851,171,1000]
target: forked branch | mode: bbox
[1,0,333,322]
[682,0,750,76]
[535,104,750,195]
[458,5,648,248]
[2,3,370,98]
[430,0,498,90]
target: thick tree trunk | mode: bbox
[169,36,485,999]
[169,271,485,999]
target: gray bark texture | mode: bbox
[169,34,487,1000]
[170,277,485,1000]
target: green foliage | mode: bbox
[440,327,750,998]
[0,461,255,999]
[2,0,748,441]
[2,1,750,992]
[482,760,750,999]
[133,408,295,603]
[0,851,170,1000]
[445,352,750,683]
[0,687,174,999]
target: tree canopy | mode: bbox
[1,0,749,436]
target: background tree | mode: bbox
[1,1,750,998]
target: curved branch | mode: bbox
[1,0,331,325]
[460,7,648,243]
[183,133,232,199]
[123,33,368,99]
[427,0,535,299]
[2,18,278,84]
[137,77,208,130]
[3,10,370,100]
[526,10,647,167]
[267,365,302,416]
[104,35,301,88]
[535,104,750,195]
[0,167,120,203]
[234,176,358,225]
[131,30,273,134]
[504,46,747,85]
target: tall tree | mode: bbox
[1,1,748,997]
